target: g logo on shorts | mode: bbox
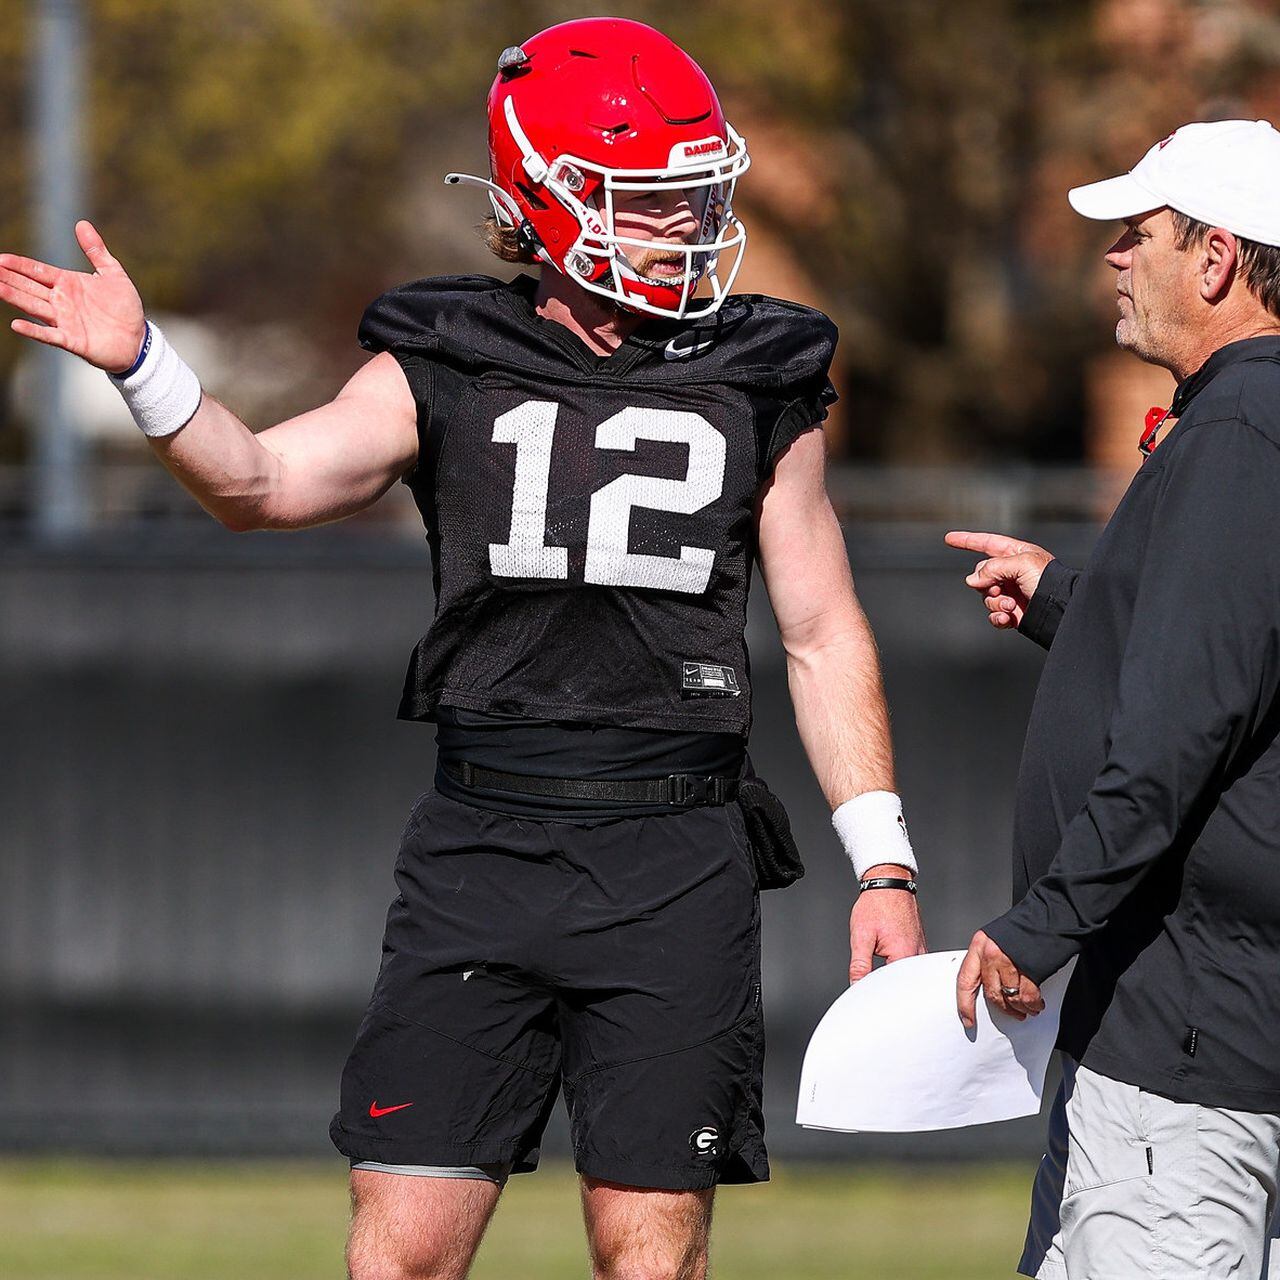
[689,1126,720,1158]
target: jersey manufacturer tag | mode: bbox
[682,661,741,697]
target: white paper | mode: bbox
[796,951,1075,1133]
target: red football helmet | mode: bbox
[446,18,750,319]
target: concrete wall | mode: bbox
[0,523,1096,1160]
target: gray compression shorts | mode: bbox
[352,1161,512,1187]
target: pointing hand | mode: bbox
[944,531,1052,631]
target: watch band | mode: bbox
[857,876,918,894]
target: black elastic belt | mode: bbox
[443,761,739,807]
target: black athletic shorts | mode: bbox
[330,789,766,1190]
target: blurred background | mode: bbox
[3,1,1280,1276]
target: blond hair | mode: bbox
[480,214,540,266]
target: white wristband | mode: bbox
[831,790,917,879]
[109,321,203,438]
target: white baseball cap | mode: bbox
[1068,119,1280,248]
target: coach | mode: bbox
[950,119,1280,1279]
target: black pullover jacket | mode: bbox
[986,335,1280,1112]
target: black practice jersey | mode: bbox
[360,274,837,737]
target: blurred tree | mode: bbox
[88,0,494,330]
[1,0,1279,464]
[1,0,495,433]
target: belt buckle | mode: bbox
[666,774,708,806]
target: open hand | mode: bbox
[848,865,927,983]
[0,221,145,374]
[944,531,1052,630]
[956,929,1044,1027]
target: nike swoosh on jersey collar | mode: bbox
[663,334,717,360]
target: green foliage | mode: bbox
[86,0,488,307]
[4,1,1280,458]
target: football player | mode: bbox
[0,18,925,1280]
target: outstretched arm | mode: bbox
[0,221,418,530]
[144,354,418,531]
[758,428,926,981]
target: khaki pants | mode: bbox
[1020,1057,1280,1280]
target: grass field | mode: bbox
[0,1159,1032,1278]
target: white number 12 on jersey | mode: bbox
[487,401,727,595]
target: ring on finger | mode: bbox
[999,984,1020,997]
